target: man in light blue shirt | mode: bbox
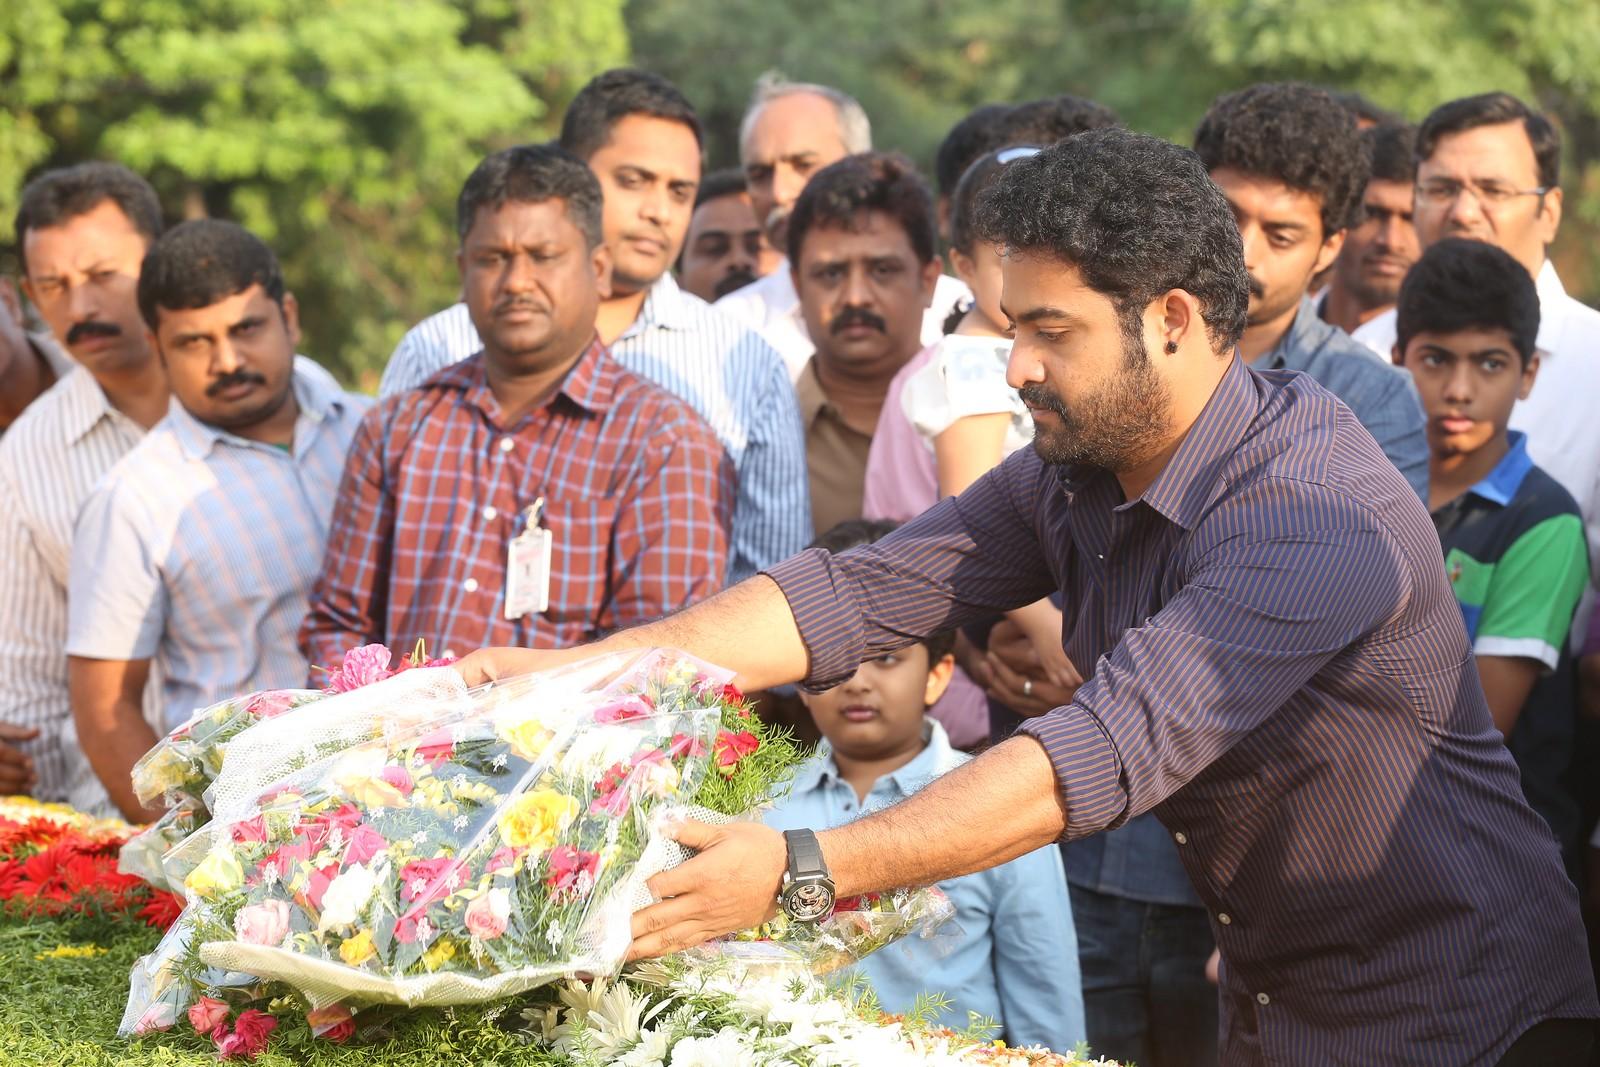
[66,220,369,820]
[761,519,1085,1053]
[379,70,809,583]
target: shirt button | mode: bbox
[1174,832,1188,845]
[1256,993,1270,1006]
[498,436,515,453]
[463,578,479,593]
[482,505,498,521]
[1218,913,1232,925]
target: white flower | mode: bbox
[491,752,509,770]
[552,980,665,1059]
[667,1027,763,1067]
[411,830,428,845]
[317,863,379,932]
[452,815,470,832]
[545,920,563,948]
[616,1027,672,1067]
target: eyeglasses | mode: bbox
[1415,178,1550,207]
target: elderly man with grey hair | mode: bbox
[716,75,970,378]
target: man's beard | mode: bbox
[1018,321,1172,472]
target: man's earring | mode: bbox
[1165,340,1178,354]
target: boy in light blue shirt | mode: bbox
[762,519,1086,1051]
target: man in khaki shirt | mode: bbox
[788,152,942,536]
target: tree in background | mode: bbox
[1,0,626,388]
[629,0,1600,303]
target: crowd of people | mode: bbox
[1,66,1597,1064]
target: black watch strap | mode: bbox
[784,828,826,879]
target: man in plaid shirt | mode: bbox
[299,145,733,675]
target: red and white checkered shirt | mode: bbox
[299,339,733,675]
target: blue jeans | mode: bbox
[1070,883,1219,1067]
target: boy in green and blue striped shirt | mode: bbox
[1394,238,1590,877]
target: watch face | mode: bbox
[782,878,835,922]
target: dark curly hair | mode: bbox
[1396,238,1540,366]
[933,95,1121,198]
[1416,92,1560,190]
[1366,123,1417,186]
[786,151,937,265]
[559,68,703,162]
[975,129,1248,353]
[137,219,284,330]
[15,162,164,275]
[456,143,604,249]
[1194,83,1369,236]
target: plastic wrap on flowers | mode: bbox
[131,689,325,812]
[158,651,752,1012]
[710,885,959,976]
[118,804,205,894]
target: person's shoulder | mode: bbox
[1507,462,1585,530]
[605,358,720,444]
[0,366,93,462]
[1303,322,1413,406]
[664,287,790,376]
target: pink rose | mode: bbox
[343,824,389,867]
[134,1001,176,1034]
[487,846,523,872]
[321,803,365,831]
[668,732,707,759]
[234,900,291,946]
[463,887,511,940]
[245,690,298,719]
[398,857,466,905]
[187,995,230,1036]
[545,845,600,901]
[379,765,414,796]
[213,1009,278,1060]
[306,1003,355,1042]
[594,695,653,724]
[230,816,269,845]
[324,644,394,694]
[413,729,456,767]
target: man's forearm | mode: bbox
[78,699,161,821]
[591,575,811,692]
[816,734,1068,896]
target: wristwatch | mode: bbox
[778,828,836,922]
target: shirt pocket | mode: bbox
[540,498,619,633]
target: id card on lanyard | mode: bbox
[505,496,552,620]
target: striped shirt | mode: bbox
[302,341,734,673]
[377,273,809,583]
[0,364,159,812]
[67,359,368,731]
[764,356,1597,1064]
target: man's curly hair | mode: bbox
[786,151,937,265]
[1193,83,1370,237]
[974,129,1249,353]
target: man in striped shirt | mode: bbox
[0,163,169,814]
[66,221,368,820]
[379,70,807,584]
[300,145,733,676]
[457,132,1598,1065]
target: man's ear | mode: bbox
[919,256,942,310]
[1157,288,1203,353]
[280,291,301,349]
[1536,186,1563,247]
[1518,351,1541,401]
[1311,228,1347,276]
[593,242,614,301]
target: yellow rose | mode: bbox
[184,847,244,898]
[496,788,578,851]
[497,718,555,763]
[421,936,457,971]
[339,929,376,967]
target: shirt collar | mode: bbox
[432,338,616,424]
[1536,259,1565,303]
[1465,430,1535,507]
[1100,355,1263,531]
[794,357,833,427]
[56,365,125,447]
[1262,296,1329,371]
[166,356,349,461]
[791,719,955,798]
[620,273,693,339]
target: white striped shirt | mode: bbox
[67,358,369,731]
[0,364,160,812]
[378,273,811,582]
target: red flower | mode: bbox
[187,995,230,1036]
[322,803,365,832]
[244,690,298,720]
[713,730,760,775]
[720,683,745,706]
[297,863,340,912]
[668,733,707,759]
[323,644,395,694]
[412,729,456,767]
[139,890,185,930]
[487,846,523,873]
[588,788,630,818]
[342,824,389,867]
[379,765,414,797]
[545,845,601,901]
[230,817,269,845]
[212,1008,278,1060]
[306,1003,355,1043]
[594,695,653,724]
[398,857,466,905]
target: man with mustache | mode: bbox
[676,169,782,303]
[1318,123,1421,350]
[716,76,970,379]
[1357,93,1600,641]
[0,163,168,814]
[301,145,733,680]
[787,151,942,537]
[1195,83,1427,500]
[457,131,1599,1065]
[65,220,367,820]
[380,69,807,584]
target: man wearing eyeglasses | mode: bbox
[1358,92,1600,649]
